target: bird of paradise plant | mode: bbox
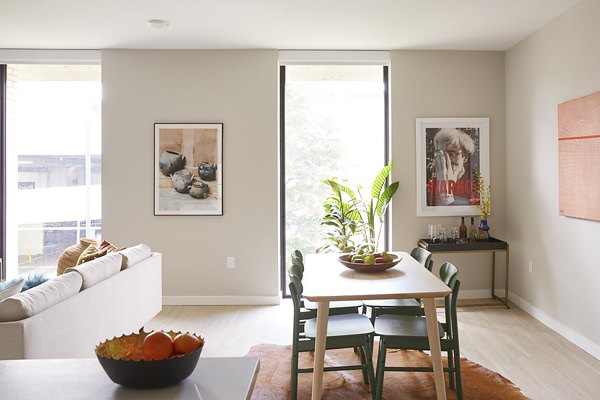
[318,161,399,255]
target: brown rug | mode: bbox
[246,344,530,400]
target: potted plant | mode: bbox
[318,161,399,261]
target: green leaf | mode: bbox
[375,181,399,218]
[370,161,392,199]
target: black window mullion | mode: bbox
[0,64,6,280]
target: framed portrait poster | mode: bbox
[416,117,489,217]
[154,123,223,216]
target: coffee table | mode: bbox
[0,357,259,400]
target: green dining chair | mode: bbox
[362,247,434,322]
[288,273,376,400]
[373,262,462,400]
[290,250,363,316]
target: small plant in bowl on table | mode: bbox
[319,161,399,270]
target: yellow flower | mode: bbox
[474,172,491,220]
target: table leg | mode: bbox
[505,245,510,309]
[423,298,447,400]
[491,251,496,299]
[311,301,330,400]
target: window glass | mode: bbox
[5,64,101,278]
[283,65,387,284]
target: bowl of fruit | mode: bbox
[338,251,402,272]
[95,330,204,388]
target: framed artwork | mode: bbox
[416,117,490,217]
[558,91,600,222]
[154,123,223,216]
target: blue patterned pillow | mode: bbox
[21,273,49,291]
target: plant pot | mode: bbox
[159,151,185,176]
[198,162,217,181]
[171,170,194,193]
[188,180,209,199]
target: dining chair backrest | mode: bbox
[439,261,459,287]
[439,262,460,338]
[289,263,304,280]
[288,274,306,318]
[410,247,434,272]
[292,250,304,270]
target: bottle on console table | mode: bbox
[459,217,467,239]
[469,217,477,241]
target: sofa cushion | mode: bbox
[64,253,122,290]
[118,244,152,269]
[0,272,83,322]
[0,278,25,301]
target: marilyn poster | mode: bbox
[416,118,489,217]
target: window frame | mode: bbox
[279,52,391,297]
[0,51,101,280]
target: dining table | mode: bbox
[302,251,452,400]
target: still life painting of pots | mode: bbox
[154,123,223,216]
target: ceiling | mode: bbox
[1,0,579,51]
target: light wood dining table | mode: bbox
[302,251,452,400]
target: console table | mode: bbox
[0,357,259,400]
[418,237,510,308]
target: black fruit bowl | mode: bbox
[95,331,204,389]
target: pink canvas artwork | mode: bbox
[558,91,600,222]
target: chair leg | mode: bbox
[447,348,456,389]
[454,347,463,400]
[369,307,377,352]
[364,338,377,400]
[358,344,369,384]
[290,352,299,400]
[374,336,387,400]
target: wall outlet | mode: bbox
[528,260,533,274]
[227,256,235,269]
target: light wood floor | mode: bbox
[146,301,600,399]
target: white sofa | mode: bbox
[0,246,162,360]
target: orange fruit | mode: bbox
[173,333,203,354]
[142,331,174,360]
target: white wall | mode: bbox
[505,0,600,358]
[390,50,507,296]
[101,50,280,304]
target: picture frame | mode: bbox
[416,117,490,217]
[154,123,223,216]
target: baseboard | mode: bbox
[162,296,281,306]
[506,292,600,360]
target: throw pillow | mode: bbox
[76,243,108,266]
[0,277,25,301]
[21,272,50,291]
[99,239,126,253]
[56,238,97,275]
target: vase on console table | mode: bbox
[479,219,490,240]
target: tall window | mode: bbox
[1,64,101,279]
[280,57,389,293]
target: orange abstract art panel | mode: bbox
[558,91,600,221]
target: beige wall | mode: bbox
[390,50,507,295]
[101,50,280,304]
[506,0,600,357]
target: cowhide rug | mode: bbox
[246,344,530,400]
